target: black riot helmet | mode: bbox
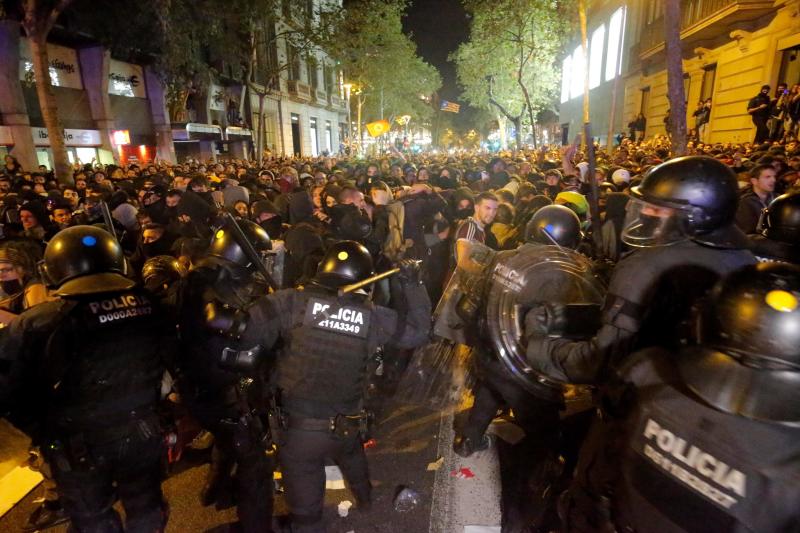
[41,225,134,297]
[678,263,800,424]
[760,191,800,244]
[208,219,272,271]
[622,156,742,248]
[142,255,187,294]
[524,205,582,249]
[314,240,374,289]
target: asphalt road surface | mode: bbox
[0,349,571,533]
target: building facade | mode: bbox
[0,20,175,170]
[559,0,800,146]
[0,0,349,170]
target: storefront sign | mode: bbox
[108,59,146,98]
[19,39,83,90]
[0,126,14,146]
[112,129,131,145]
[32,128,102,147]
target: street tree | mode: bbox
[2,0,75,183]
[71,0,341,158]
[326,0,441,146]
[664,0,687,155]
[452,0,574,148]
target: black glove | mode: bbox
[396,259,422,283]
[524,303,568,338]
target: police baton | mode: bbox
[98,200,119,245]
[222,212,278,291]
[337,259,422,296]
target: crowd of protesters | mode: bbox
[2,133,800,314]
[1,129,800,530]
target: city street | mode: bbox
[0,377,511,533]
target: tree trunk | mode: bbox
[512,116,523,149]
[664,0,687,155]
[29,33,71,184]
[519,82,537,148]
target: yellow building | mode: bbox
[560,0,800,145]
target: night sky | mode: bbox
[403,0,469,102]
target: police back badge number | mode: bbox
[304,297,370,339]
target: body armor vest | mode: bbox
[46,288,165,432]
[613,349,800,533]
[276,286,377,418]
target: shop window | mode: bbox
[310,117,319,157]
[778,46,800,87]
[606,7,626,82]
[589,24,605,89]
[560,55,572,103]
[701,64,717,101]
[571,45,584,100]
[325,120,332,153]
[640,87,651,117]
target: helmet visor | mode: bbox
[621,198,689,248]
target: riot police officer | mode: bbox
[454,205,597,457]
[448,205,604,528]
[749,191,800,263]
[0,225,173,532]
[243,241,431,533]
[562,263,800,532]
[177,219,274,532]
[527,156,756,384]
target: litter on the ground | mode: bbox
[426,456,444,471]
[337,500,353,517]
[393,486,421,512]
[450,467,475,479]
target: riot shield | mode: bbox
[432,241,496,346]
[484,244,606,395]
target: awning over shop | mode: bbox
[172,123,223,142]
[225,126,252,140]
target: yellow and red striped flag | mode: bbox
[366,119,391,137]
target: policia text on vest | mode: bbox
[640,418,746,509]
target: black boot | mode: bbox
[23,500,70,532]
[200,447,234,507]
[351,482,372,512]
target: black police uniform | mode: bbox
[177,251,273,530]
[243,246,431,532]
[563,263,800,532]
[0,227,173,532]
[563,346,800,533]
[457,206,591,454]
[527,157,756,383]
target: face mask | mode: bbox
[143,239,172,258]
[259,218,283,238]
[456,208,473,219]
[1,279,22,295]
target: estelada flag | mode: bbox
[366,119,391,137]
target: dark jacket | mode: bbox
[735,190,773,234]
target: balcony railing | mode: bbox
[639,0,774,58]
[287,79,312,101]
[328,94,344,109]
